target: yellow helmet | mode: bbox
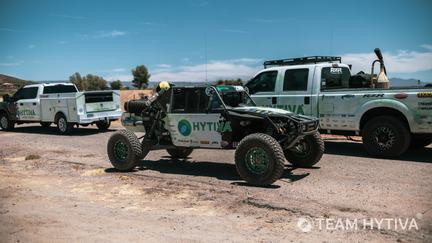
[158,81,170,91]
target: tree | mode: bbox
[132,65,150,89]
[69,72,87,91]
[214,78,243,85]
[85,74,108,90]
[69,72,108,91]
[110,80,123,90]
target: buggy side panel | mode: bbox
[166,113,224,148]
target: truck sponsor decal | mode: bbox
[177,119,232,136]
[178,119,192,136]
[330,68,342,74]
[18,109,36,116]
[418,102,432,110]
[271,104,305,115]
[417,92,432,98]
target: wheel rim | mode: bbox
[58,118,67,132]
[245,147,269,174]
[373,126,396,150]
[113,141,128,162]
[0,116,8,129]
[291,138,311,158]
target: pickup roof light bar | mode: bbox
[263,56,341,68]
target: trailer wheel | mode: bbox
[56,114,73,134]
[40,122,51,128]
[107,130,142,171]
[0,112,14,131]
[96,120,111,131]
[284,132,324,168]
[166,148,193,159]
[235,133,284,186]
[362,116,410,157]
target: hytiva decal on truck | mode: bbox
[18,109,36,116]
[265,104,305,115]
[177,119,232,136]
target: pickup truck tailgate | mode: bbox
[85,92,116,112]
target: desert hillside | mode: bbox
[0,74,35,96]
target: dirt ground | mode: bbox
[0,123,431,243]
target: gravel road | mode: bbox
[1,123,431,242]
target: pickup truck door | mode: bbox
[318,66,357,130]
[246,70,279,107]
[276,67,313,115]
[14,86,41,121]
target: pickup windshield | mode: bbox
[43,85,78,94]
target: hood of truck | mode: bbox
[231,106,294,115]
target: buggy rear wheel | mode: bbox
[284,132,324,168]
[107,130,142,171]
[166,148,194,159]
[235,133,284,186]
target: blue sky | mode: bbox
[1,0,432,82]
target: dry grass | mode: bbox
[25,154,41,160]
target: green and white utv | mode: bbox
[107,82,324,186]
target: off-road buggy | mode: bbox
[107,82,324,186]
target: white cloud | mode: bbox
[341,47,432,74]
[150,58,261,82]
[221,29,248,34]
[420,44,432,51]
[0,62,21,66]
[155,64,171,68]
[50,14,87,20]
[79,30,127,40]
[0,28,25,33]
[105,74,133,82]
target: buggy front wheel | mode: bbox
[235,133,285,186]
[107,130,142,171]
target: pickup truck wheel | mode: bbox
[0,113,14,131]
[40,122,51,128]
[362,116,410,157]
[56,115,73,134]
[107,130,142,171]
[235,133,284,186]
[284,132,324,168]
[410,134,432,149]
[96,120,111,131]
[166,148,193,159]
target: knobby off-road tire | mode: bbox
[107,130,142,171]
[40,122,51,128]
[0,112,14,131]
[410,134,432,149]
[362,116,410,157]
[56,114,73,134]
[166,148,194,159]
[235,133,285,186]
[284,132,324,168]
[96,120,111,131]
